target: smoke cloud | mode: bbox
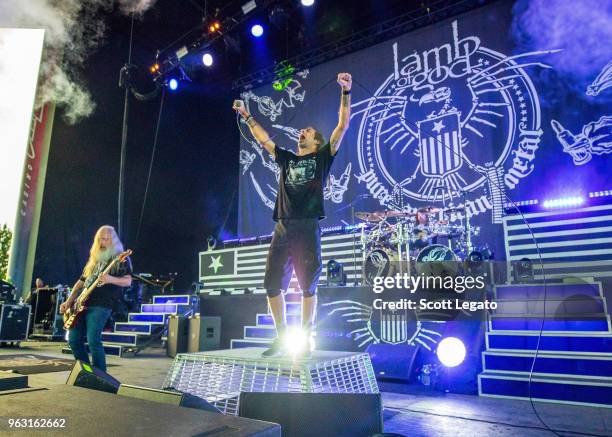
[0,0,157,124]
[511,0,612,99]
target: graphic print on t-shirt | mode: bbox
[286,157,316,186]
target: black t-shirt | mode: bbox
[273,143,335,220]
[80,257,133,309]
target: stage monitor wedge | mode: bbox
[118,384,221,413]
[65,360,120,394]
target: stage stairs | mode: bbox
[230,291,303,349]
[478,282,612,407]
[64,294,197,357]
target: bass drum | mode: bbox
[362,248,399,285]
[416,244,460,277]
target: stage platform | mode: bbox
[0,342,611,436]
[163,347,379,415]
[0,385,280,436]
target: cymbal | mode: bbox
[355,210,415,222]
[355,211,386,222]
[417,206,441,214]
[385,210,416,218]
[444,206,466,214]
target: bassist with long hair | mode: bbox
[60,225,132,371]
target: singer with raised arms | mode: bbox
[233,72,352,357]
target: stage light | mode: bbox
[175,46,188,60]
[542,196,584,208]
[326,259,345,286]
[209,21,221,33]
[242,0,257,15]
[512,257,534,282]
[149,63,160,74]
[251,24,264,37]
[283,327,314,356]
[168,78,178,90]
[589,190,612,198]
[202,53,214,67]
[301,0,315,6]
[437,337,466,368]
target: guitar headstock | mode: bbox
[117,249,133,263]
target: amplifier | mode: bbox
[0,304,30,342]
[167,315,189,357]
[188,315,220,352]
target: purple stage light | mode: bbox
[437,337,466,368]
[542,196,584,209]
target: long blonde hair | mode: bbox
[83,225,124,277]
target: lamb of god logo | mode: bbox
[354,20,553,222]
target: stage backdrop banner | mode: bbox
[237,0,612,258]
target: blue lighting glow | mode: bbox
[251,24,264,38]
[168,78,178,90]
[542,196,584,209]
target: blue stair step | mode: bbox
[128,313,168,324]
[153,294,192,305]
[495,283,602,300]
[231,338,272,349]
[114,322,153,335]
[494,298,606,315]
[487,333,612,354]
[489,317,610,332]
[141,303,180,314]
[256,314,301,326]
[482,352,612,378]
[479,372,612,407]
[102,332,142,347]
[244,326,276,340]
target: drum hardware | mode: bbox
[356,195,484,284]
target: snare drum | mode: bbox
[362,248,399,285]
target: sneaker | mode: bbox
[262,336,284,358]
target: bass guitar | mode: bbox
[63,249,132,330]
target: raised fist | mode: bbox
[337,73,352,91]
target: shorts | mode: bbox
[263,218,322,297]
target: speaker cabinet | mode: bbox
[65,361,120,394]
[188,315,221,352]
[239,392,383,437]
[118,384,221,413]
[0,304,30,341]
[167,315,188,357]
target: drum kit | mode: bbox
[357,206,484,285]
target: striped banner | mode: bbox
[199,232,363,292]
[503,202,612,279]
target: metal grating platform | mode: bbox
[162,347,379,415]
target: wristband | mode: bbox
[342,89,351,95]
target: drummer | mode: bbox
[413,209,438,249]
